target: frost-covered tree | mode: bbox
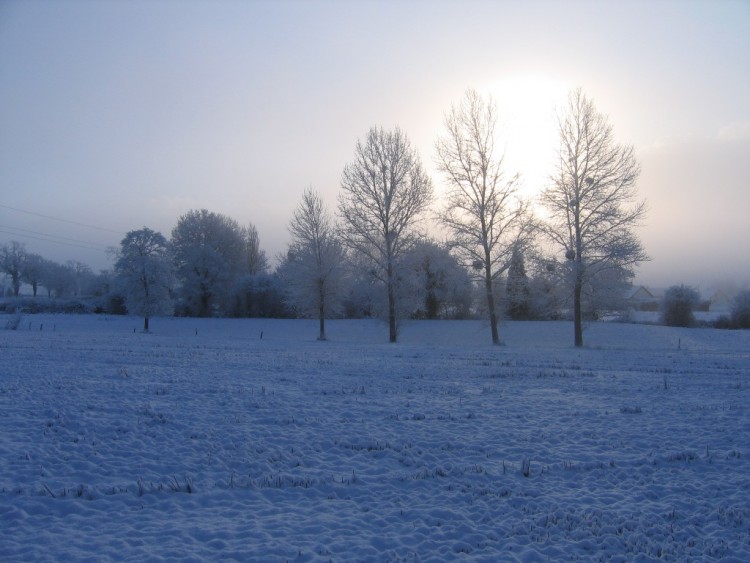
[401,239,473,320]
[86,269,114,299]
[39,260,76,298]
[661,284,700,327]
[279,188,347,339]
[71,261,106,297]
[338,126,433,342]
[225,223,274,318]
[526,256,565,320]
[436,90,533,344]
[580,262,632,319]
[171,209,247,316]
[730,290,750,329]
[341,251,378,319]
[0,240,27,296]
[231,272,289,318]
[21,253,45,297]
[243,223,269,275]
[541,88,648,346]
[65,261,95,297]
[506,247,531,320]
[115,228,174,331]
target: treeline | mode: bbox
[2,88,652,345]
[0,240,109,301]
[0,209,623,329]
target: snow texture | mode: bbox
[1,315,749,561]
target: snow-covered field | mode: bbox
[2,315,749,562]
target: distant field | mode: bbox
[2,315,749,561]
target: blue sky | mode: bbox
[1,0,748,289]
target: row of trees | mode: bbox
[327,87,645,346]
[0,240,108,299]
[110,88,646,345]
[111,210,478,334]
[2,88,648,346]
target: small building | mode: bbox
[626,285,661,311]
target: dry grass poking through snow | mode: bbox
[1,315,749,561]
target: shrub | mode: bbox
[731,290,750,329]
[661,284,700,327]
[713,315,734,330]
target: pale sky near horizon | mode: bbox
[1,0,748,291]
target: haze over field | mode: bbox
[1,0,748,289]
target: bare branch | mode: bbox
[338,127,433,342]
[435,90,533,344]
[540,88,649,346]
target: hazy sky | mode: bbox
[1,0,748,290]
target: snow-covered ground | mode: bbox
[2,315,749,562]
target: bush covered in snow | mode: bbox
[661,284,700,327]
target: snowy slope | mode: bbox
[2,315,749,561]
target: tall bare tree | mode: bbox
[338,126,433,342]
[280,188,346,340]
[541,88,647,347]
[243,223,268,275]
[436,89,533,345]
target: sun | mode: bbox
[481,74,569,197]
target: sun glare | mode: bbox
[482,75,569,197]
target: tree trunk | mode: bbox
[485,265,500,345]
[573,272,583,347]
[387,263,398,343]
[144,316,150,332]
[388,285,397,343]
[318,285,326,341]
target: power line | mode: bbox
[0,228,112,253]
[0,203,126,235]
[0,224,113,251]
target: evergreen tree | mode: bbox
[506,247,531,320]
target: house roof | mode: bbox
[627,286,656,301]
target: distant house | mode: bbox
[626,285,661,311]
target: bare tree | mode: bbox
[114,228,174,331]
[0,240,27,296]
[279,188,346,340]
[21,253,45,297]
[67,260,94,297]
[243,223,269,275]
[436,89,533,345]
[40,260,77,298]
[541,88,647,346]
[338,126,433,342]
